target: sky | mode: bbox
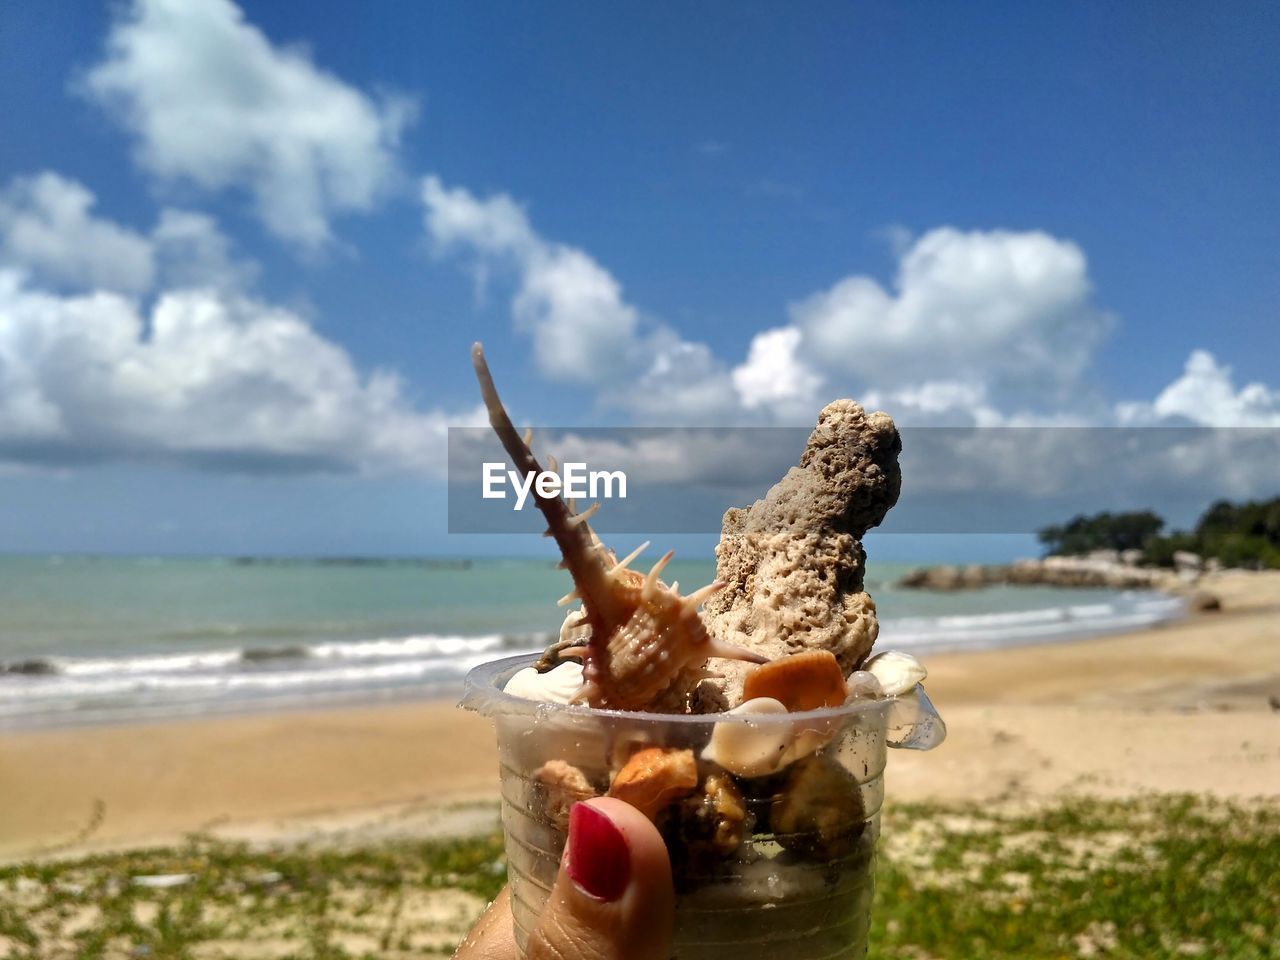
[0,0,1276,557]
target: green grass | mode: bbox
[868,795,1279,960]
[0,832,507,959]
[0,796,1275,959]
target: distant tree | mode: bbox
[1191,496,1280,569]
[1037,510,1164,556]
[1042,497,1280,568]
[1141,531,1198,568]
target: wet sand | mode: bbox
[3,570,1277,861]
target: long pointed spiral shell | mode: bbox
[472,343,764,711]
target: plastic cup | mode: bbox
[462,654,934,959]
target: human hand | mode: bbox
[453,797,673,960]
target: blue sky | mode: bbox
[0,1,1276,556]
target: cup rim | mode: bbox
[460,653,898,726]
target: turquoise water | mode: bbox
[0,555,1182,727]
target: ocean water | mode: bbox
[0,555,1184,728]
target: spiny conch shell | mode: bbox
[503,661,584,704]
[607,746,698,820]
[472,343,765,712]
[701,697,793,778]
[533,759,599,831]
[862,650,927,697]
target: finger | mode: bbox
[527,797,673,960]
[452,887,518,959]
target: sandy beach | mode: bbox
[4,570,1277,863]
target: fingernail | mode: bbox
[566,801,630,901]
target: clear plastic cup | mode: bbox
[462,654,940,959]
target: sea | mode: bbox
[0,555,1185,729]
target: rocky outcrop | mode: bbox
[1185,589,1222,612]
[899,556,1196,594]
[898,565,1000,591]
[700,400,902,709]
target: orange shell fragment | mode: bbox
[607,746,698,820]
[742,650,848,712]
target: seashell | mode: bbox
[701,697,793,778]
[502,661,584,704]
[742,650,847,712]
[769,753,866,861]
[532,759,599,831]
[531,608,591,671]
[659,769,748,879]
[862,650,927,697]
[843,670,884,702]
[473,343,765,712]
[782,722,841,768]
[607,746,699,820]
[886,684,947,750]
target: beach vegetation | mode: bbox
[1,796,1276,959]
[1038,511,1165,556]
[1039,496,1280,570]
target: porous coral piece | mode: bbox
[741,650,848,712]
[607,746,698,820]
[700,399,901,709]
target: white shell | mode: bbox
[701,697,793,778]
[844,670,885,702]
[503,661,584,704]
[558,606,589,645]
[886,685,947,750]
[863,650,927,697]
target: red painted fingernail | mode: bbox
[566,802,631,902]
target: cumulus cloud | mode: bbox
[83,0,413,250]
[733,228,1111,423]
[422,175,737,420]
[152,208,259,291]
[732,326,823,415]
[1117,350,1280,427]
[0,269,473,474]
[422,176,637,384]
[860,380,1007,427]
[0,172,155,294]
[1,172,259,298]
[423,175,1125,430]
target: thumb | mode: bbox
[527,797,673,960]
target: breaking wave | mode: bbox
[0,592,1184,728]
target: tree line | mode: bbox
[1037,496,1280,569]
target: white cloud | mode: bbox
[1117,350,1280,427]
[0,269,471,474]
[84,0,414,250]
[2,172,259,299]
[423,178,1122,429]
[732,326,822,413]
[421,177,536,258]
[422,176,637,384]
[738,228,1111,422]
[860,380,1007,427]
[422,175,737,419]
[152,208,258,291]
[0,172,155,294]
